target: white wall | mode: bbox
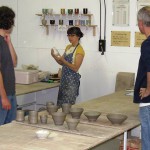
[1,0,140,103]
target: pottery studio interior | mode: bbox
[1,0,149,149]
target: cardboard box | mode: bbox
[15,69,39,84]
[119,138,141,150]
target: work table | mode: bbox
[16,82,60,96]
[0,90,140,150]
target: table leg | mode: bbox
[123,131,127,150]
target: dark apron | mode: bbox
[57,44,81,107]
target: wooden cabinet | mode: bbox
[36,14,97,36]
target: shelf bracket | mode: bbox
[93,26,96,36]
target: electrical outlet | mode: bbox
[99,39,106,52]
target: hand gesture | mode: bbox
[1,97,11,110]
[139,88,150,99]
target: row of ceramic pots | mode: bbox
[42,8,88,15]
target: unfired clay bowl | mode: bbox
[46,101,54,107]
[62,103,72,114]
[52,112,66,125]
[84,111,101,122]
[70,107,84,119]
[66,118,80,130]
[47,105,59,115]
[107,113,128,125]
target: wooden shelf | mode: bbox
[36,13,97,36]
[36,13,93,20]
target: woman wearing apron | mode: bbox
[51,27,85,107]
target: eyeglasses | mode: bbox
[67,34,76,37]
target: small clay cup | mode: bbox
[42,9,48,15]
[74,8,79,14]
[52,112,66,125]
[75,20,80,26]
[46,101,54,111]
[48,9,53,15]
[80,20,85,26]
[59,20,63,25]
[46,101,54,107]
[50,20,55,25]
[28,110,38,124]
[83,8,88,14]
[41,19,47,26]
[40,115,48,124]
[70,107,84,119]
[86,20,91,26]
[47,105,59,115]
[69,20,73,25]
[62,103,72,114]
[60,8,65,15]
[66,118,80,130]
[16,110,25,122]
[68,9,73,15]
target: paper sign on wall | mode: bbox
[111,31,130,47]
[134,32,146,47]
[112,0,129,26]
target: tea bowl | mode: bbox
[107,113,128,125]
[84,111,101,122]
[70,107,84,119]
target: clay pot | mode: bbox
[83,8,88,14]
[68,9,73,15]
[62,103,72,114]
[28,110,38,124]
[66,118,80,130]
[41,18,47,26]
[60,8,65,15]
[59,19,63,25]
[74,8,79,15]
[42,9,48,15]
[16,110,25,122]
[46,101,54,107]
[47,105,59,115]
[84,111,101,122]
[40,114,48,124]
[70,107,84,119]
[107,113,128,125]
[50,20,55,25]
[52,112,66,125]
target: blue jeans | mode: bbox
[139,105,150,150]
[0,95,17,125]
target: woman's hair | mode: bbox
[137,6,150,27]
[0,6,15,30]
[67,27,84,39]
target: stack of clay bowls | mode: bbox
[28,110,38,124]
[70,107,84,119]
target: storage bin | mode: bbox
[15,69,39,84]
